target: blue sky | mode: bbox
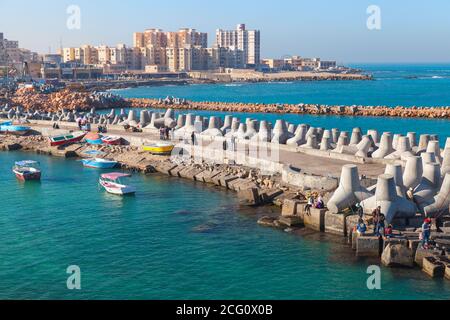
[1,0,449,63]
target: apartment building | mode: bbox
[216,24,260,68]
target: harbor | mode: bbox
[1,102,450,294]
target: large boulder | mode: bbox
[381,244,414,268]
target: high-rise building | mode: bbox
[216,24,260,68]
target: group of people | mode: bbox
[159,126,174,140]
[355,204,393,239]
[305,194,325,215]
[76,117,90,131]
[354,203,433,249]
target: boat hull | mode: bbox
[86,138,103,145]
[101,137,122,145]
[99,179,136,195]
[49,133,86,147]
[13,169,41,181]
[142,144,175,155]
[82,159,118,169]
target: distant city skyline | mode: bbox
[1,0,450,63]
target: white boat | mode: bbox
[99,173,136,195]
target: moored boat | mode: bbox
[142,142,175,155]
[49,131,86,147]
[12,160,41,181]
[99,173,136,195]
[82,158,118,169]
[0,122,31,136]
[85,132,103,145]
[101,136,122,145]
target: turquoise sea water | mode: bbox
[1,151,450,300]
[113,64,450,107]
[111,64,450,145]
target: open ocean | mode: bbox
[1,64,450,300]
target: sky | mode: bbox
[1,0,450,63]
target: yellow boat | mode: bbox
[142,143,175,155]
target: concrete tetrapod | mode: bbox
[201,116,223,136]
[244,120,258,139]
[355,135,373,158]
[271,120,289,144]
[175,113,196,137]
[361,174,417,224]
[414,162,442,211]
[300,134,319,149]
[442,147,450,176]
[139,110,151,127]
[367,129,380,144]
[407,132,417,148]
[426,140,442,164]
[320,136,332,151]
[349,127,362,145]
[175,114,186,129]
[415,134,430,153]
[224,118,240,138]
[372,132,394,159]
[385,136,414,160]
[403,156,423,190]
[251,120,271,142]
[331,128,340,144]
[235,123,247,139]
[286,124,307,146]
[423,173,450,218]
[385,163,406,197]
[327,164,373,214]
[220,115,233,133]
[144,113,161,130]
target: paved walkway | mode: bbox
[29,123,385,179]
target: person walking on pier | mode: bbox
[191,131,196,146]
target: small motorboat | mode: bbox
[142,142,175,155]
[49,131,86,147]
[1,122,31,136]
[85,132,103,145]
[101,136,122,145]
[82,158,118,169]
[99,173,136,195]
[12,160,41,181]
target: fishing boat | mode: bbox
[12,160,41,181]
[0,122,31,136]
[49,131,86,147]
[82,158,118,169]
[101,136,122,145]
[142,142,175,155]
[99,173,136,195]
[85,132,103,145]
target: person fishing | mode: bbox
[356,218,367,236]
[305,194,315,215]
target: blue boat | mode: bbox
[81,158,118,169]
[0,122,31,135]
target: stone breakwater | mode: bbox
[128,98,450,119]
[7,87,129,112]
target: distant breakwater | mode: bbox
[128,98,450,120]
